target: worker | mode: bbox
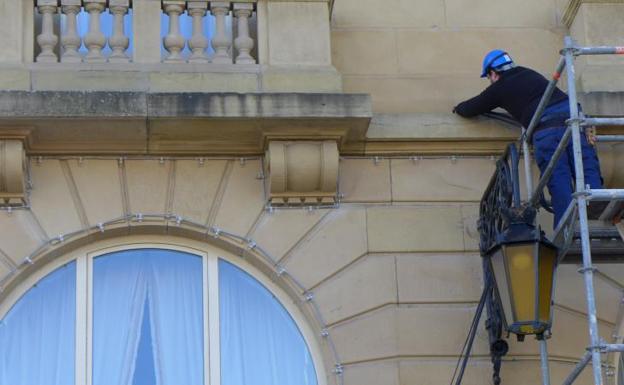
[453,50,604,227]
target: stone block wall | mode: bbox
[0,156,620,385]
[331,0,568,114]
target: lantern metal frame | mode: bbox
[478,143,559,338]
[485,221,558,337]
[475,143,560,385]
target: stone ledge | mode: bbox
[0,92,619,156]
[147,92,370,118]
[0,91,372,155]
[0,91,371,119]
[0,91,147,117]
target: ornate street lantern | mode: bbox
[454,143,560,385]
[479,143,559,339]
[486,221,558,338]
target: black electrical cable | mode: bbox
[481,111,523,128]
[449,315,474,385]
[449,282,489,385]
[480,112,556,213]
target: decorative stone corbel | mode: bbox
[265,140,339,206]
[0,140,27,206]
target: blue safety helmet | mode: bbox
[480,49,515,78]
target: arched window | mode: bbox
[0,247,319,385]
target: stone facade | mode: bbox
[0,0,623,385]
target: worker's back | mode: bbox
[455,66,569,127]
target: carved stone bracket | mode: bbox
[265,140,339,206]
[0,140,27,206]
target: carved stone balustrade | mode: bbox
[162,1,257,64]
[35,0,131,63]
[187,1,210,63]
[4,0,341,93]
[33,0,258,65]
[35,0,60,63]
[108,0,131,63]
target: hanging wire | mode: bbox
[449,284,489,385]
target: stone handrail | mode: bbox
[34,0,257,64]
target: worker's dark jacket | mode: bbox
[453,66,568,129]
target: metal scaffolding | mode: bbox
[520,36,624,385]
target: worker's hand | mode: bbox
[585,126,597,146]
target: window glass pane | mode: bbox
[0,262,76,385]
[219,260,318,385]
[93,249,203,385]
[132,298,157,385]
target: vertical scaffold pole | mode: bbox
[564,35,604,385]
[522,136,533,198]
[539,337,552,385]
[521,56,566,199]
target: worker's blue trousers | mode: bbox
[532,126,603,227]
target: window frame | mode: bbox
[0,237,326,385]
[84,244,216,385]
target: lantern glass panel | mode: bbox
[538,244,557,323]
[490,248,513,326]
[505,244,536,322]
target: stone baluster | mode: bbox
[60,0,82,63]
[36,0,59,63]
[108,0,131,63]
[187,1,209,63]
[233,3,254,64]
[210,2,232,64]
[83,0,107,63]
[163,1,186,63]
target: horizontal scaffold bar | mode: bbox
[575,46,624,56]
[596,135,624,142]
[587,189,624,201]
[583,118,624,126]
[602,344,624,353]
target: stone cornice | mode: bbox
[562,0,624,27]
[0,91,371,155]
[0,91,369,119]
[0,91,620,156]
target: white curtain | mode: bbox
[219,260,317,385]
[92,251,149,385]
[92,249,203,385]
[0,262,76,385]
[148,250,204,385]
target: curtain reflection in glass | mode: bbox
[220,260,317,385]
[93,249,203,385]
[0,262,76,385]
